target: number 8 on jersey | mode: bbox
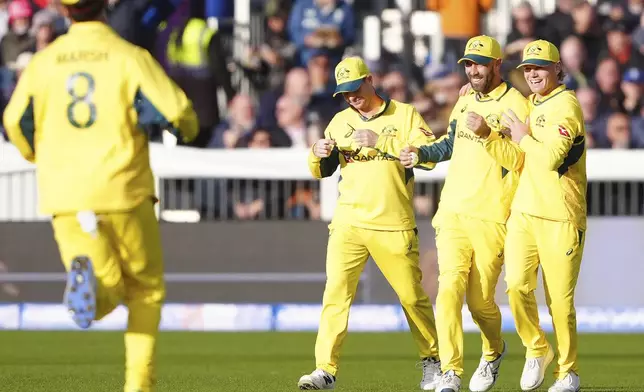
[66,72,96,129]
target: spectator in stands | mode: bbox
[594,57,625,114]
[1,1,34,67]
[622,67,643,116]
[381,70,408,102]
[576,87,608,146]
[242,0,295,90]
[308,52,333,96]
[207,94,256,149]
[0,0,10,40]
[166,2,235,147]
[257,66,311,129]
[424,70,464,135]
[504,2,556,65]
[601,19,644,70]
[276,94,315,148]
[425,0,494,65]
[544,0,576,46]
[560,35,590,90]
[633,13,644,54]
[31,11,53,51]
[606,112,633,149]
[571,1,606,71]
[287,0,355,78]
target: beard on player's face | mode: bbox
[467,62,496,94]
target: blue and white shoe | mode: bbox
[63,256,97,329]
[469,340,507,392]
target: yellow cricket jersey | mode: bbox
[512,84,587,230]
[308,98,436,231]
[418,82,528,224]
[3,22,198,215]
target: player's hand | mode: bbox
[400,146,420,169]
[501,109,530,144]
[353,129,379,148]
[313,139,336,158]
[459,83,472,97]
[466,112,491,138]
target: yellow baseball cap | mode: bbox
[458,35,502,65]
[333,56,370,97]
[518,39,560,67]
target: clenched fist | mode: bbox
[400,146,420,169]
[466,112,491,138]
[313,139,336,158]
[353,129,379,148]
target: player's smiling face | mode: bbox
[523,63,560,96]
[464,60,498,94]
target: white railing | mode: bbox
[2,141,644,222]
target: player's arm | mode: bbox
[3,61,36,162]
[482,99,527,172]
[515,106,582,171]
[308,124,340,179]
[132,48,199,142]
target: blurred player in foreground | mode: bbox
[499,40,587,392]
[400,36,528,392]
[299,56,441,390]
[3,0,199,390]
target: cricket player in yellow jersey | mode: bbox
[3,0,198,391]
[298,56,441,390]
[401,36,528,392]
[496,40,586,392]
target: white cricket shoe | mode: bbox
[418,357,442,390]
[469,340,507,392]
[548,371,580,392]
[436,370,461,392]
[520,345,555,391]
[298,369,336,390]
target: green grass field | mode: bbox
[0,331,643,391]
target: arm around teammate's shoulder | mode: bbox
[131,48,199,143]
[3,57,37,162]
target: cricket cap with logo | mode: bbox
[458,35,503,65]
[518,39,560,68]
[333,56,371,97]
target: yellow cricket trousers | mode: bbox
[504,211,585,379]
[52,199,165,392]
[315,225,439,376]
[434,212,505,376]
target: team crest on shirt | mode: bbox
[336,67,351,82]
[381,125,398,136]
[535,114,546,128]
[485,114,501,129]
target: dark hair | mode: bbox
[65,0,105,22]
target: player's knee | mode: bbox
[505,277,533,296]
[397,289,425,309]
[466,295,496,316]
[547,295,575,318]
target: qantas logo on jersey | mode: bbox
[457,130,484,146]
[340,148,396,163]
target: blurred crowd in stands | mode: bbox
[0,0,642,220]
[0,0,642,149]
